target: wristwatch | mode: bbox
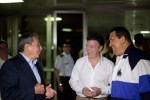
[59,83,62,86]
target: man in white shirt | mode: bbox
[55,40,76,100]
[69,33,114,100]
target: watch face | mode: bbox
[59,83,62,86]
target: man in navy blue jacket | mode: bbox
[0,33,56,100]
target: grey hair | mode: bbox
[17,33,38,52]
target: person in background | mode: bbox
[0,33,56,100]
[0,40,12,100]
[54,39,76,100]
[109,26,150,100]
[69,33,114,100]
[142,37,150,54]
[134,33,144,50]
[0,40,11,68]
[103,35,116,63]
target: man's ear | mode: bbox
[24,44,30,50]
[121,36,126,44]
[99,46,103,52]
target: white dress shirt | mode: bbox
[69,55,114,98]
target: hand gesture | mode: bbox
[34,83,45,94]
[45,84,57,99]
[82,87,93,98]
[90,87,101,97]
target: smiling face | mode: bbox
[109,31,125,56]
[24,36,42,60]
[86,40,102,58]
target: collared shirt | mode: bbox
[69,55,114,98]
[20,52,41,83]
[55,52,74,77]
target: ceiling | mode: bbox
[0,0,150,38]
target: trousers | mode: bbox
[57,76,76,100]
[76,95,107,100]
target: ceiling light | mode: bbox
[0,0,24,3]
[62,28,72,32]
[50,17,62,21]
[44,17,62,21]
[140,31,150,34]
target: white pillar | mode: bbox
[46,15,53,81]
[7,16,19,56]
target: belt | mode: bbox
[76,95,107,100]
[87,97,107,100]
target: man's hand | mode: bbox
[82,87,93,98]
[90,87,101,97]
[45,84,57,99]
[58,84,64,92]
[82,87,101,98]
[34,83,45,94]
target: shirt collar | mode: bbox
[62,52,70,56]
[19,52,37,64]
[123,44,134,58]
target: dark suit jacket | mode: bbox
[0,53,45,100]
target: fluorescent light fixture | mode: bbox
[0,0,24,3]
[62,28,72,32]
[140,31,150,34]
[44,17,62,21]
[51,17,62,21]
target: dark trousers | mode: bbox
[57,76,76,100]
[107,95,111,100]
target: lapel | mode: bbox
[35,61,45,84]
[17,53,44,84]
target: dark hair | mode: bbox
[110,26,132,43]
[18,33,38,52]
[87,33,104,48]
[61,39,71,47]
[134,33,144,45]
[0,40,8,46]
